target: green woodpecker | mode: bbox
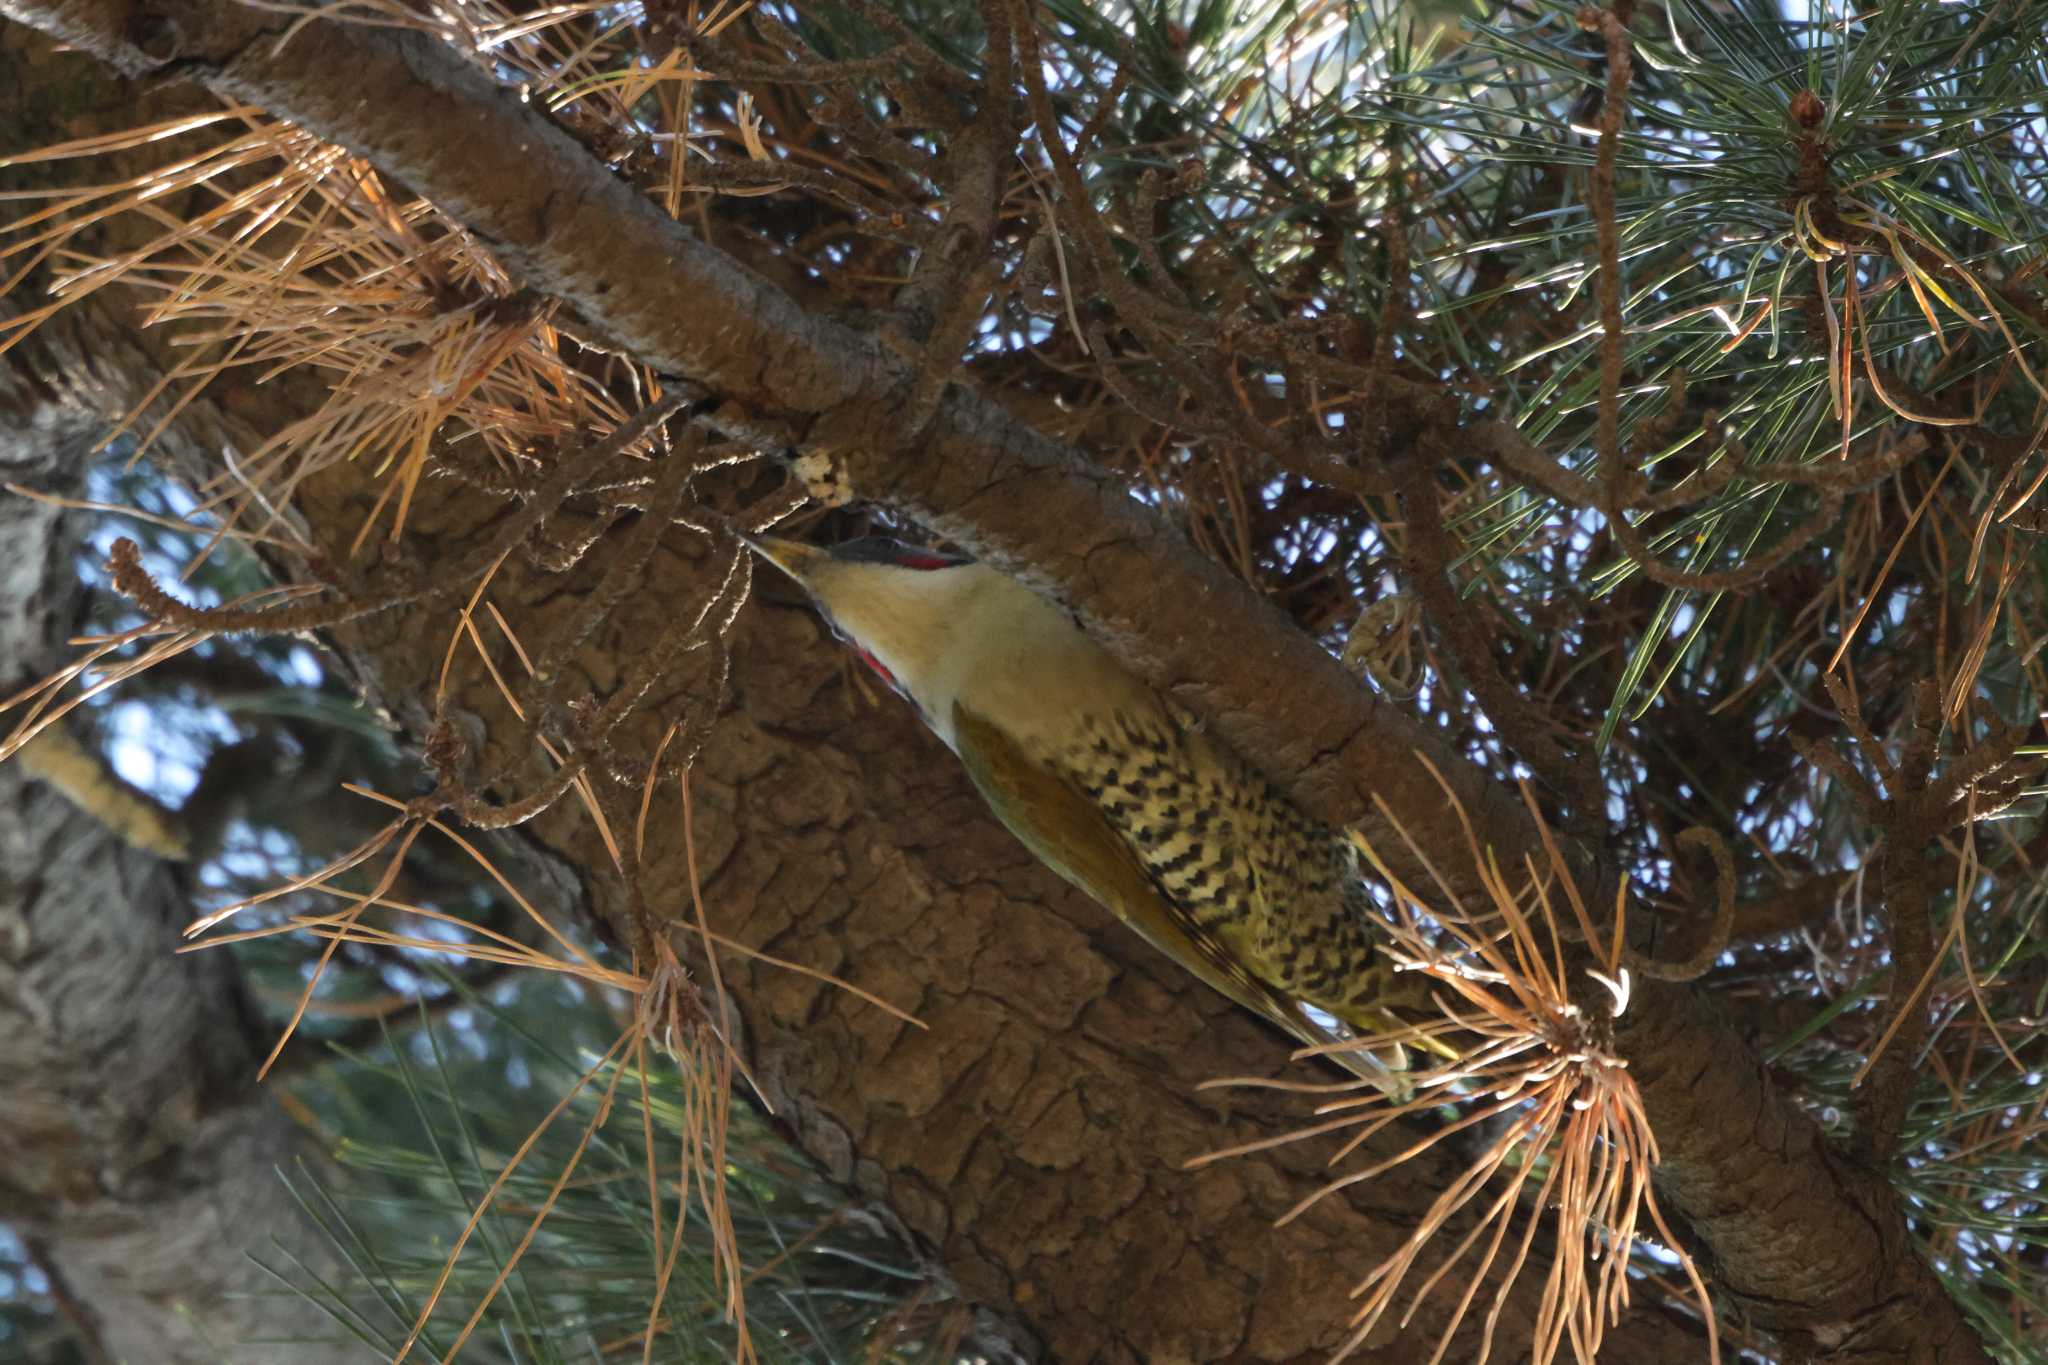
[744,534,1435,1089]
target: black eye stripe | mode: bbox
[829,536,969,571]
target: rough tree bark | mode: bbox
[0,379,1717,1363]
[0,360,357,1365]
[0,28,1716,1364]
[0,6,1988,1363]
[288,450,1725,1363]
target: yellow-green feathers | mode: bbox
[747,533,1438,1087]
[953,701,1427,1086]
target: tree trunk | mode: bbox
[298,451,1715,1363]
[0,10,1976,1360]
[0,405,357,1364]
[0,79,1710,1360]
[0,291,1711,1361]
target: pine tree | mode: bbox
[2,0,2045,1361]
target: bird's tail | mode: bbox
[1276,1003,1427,1100]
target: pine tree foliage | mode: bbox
[273,983,964,1365]
[2,0,2046,1359]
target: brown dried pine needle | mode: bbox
[2,108,623,546]
[170,769,919,1365]
[1189,769,1716,1365]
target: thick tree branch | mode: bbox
[0,4,1990,1358]
[300,452,1720,1364]
[0,55,1712,1359]
[0,0,1520,904]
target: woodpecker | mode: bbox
[744,533,1437,1089]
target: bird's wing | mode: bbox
[951,702,1402,1090]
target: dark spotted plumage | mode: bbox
[1051,707,1428,1038]
[744,531,1442,1090]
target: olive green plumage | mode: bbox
[744,533,1436,1088]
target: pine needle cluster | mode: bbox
[3,0,2046,1359]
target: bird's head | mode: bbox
[742,534,982,720]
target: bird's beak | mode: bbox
[738,533,826,584]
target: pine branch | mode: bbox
[0,1,2003,1358]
